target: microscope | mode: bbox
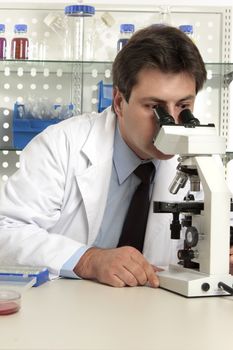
[153,106,233,297]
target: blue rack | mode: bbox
[12,103,62,149]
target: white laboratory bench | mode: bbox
[0,278,233,350]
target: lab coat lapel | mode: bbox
[76,108,116,245]
[76,159,113,245]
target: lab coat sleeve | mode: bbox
[0,126,84,276]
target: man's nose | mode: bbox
[166,106,180,124]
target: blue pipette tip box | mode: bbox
[0,266,49,287]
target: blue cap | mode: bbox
[120,24,135,33]
[0,24,5,33]
[68,103,75,110]
[14,24,28,33]
[179,25,193,34]
[64,5,95,17]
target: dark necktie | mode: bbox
[117,162,155,252]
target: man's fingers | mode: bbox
[115,266,139,287]
[111,274,126,288]
[123,261,148,286]
[130,249,159,288]
[144,264,160,288]
[152,265,164,272]
[75,246,160,288]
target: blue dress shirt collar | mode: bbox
[113,123,159,185]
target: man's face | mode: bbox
[113,68,196,160]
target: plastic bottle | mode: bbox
[179,25,194,41]
[0,24,7,59]
[64,4,95,61]
[43,12,67,60]
[44,12,66,39]
[91,12,115,61]
[11,24,29,60]
[117,24,135,52]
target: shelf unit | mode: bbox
[0,4,232,188]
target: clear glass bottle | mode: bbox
[64,4,95,61]
[0,24,7,60]
[117,24,135,52]
[11,24,29,60]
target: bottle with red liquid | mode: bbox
[11,24,29,60]
[0,24,7,60]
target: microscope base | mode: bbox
[158,264,233,297]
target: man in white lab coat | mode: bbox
[0,25,220,288]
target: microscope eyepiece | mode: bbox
[153,105,175,126]
[153,106,200,127]
[179,109,200,126]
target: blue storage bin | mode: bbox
[97,80,113,112]
[12,103,62,149]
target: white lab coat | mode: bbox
[0,107,187,275]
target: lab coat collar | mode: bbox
[81,108,116,165]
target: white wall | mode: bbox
[0,0,232,6]
[0,0,232,5]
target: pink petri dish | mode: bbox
[0,290,21,315]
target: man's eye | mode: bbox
[152,103,165,109]
[145,104,158,109]
[180,104,190,109]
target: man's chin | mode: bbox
[155,149,174,160]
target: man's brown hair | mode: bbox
[112,24,207,103]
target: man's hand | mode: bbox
[74,246,160,288]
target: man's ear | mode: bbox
[113,88,124,118]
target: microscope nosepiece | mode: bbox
[169,170,188,194]
[190,174,200,192]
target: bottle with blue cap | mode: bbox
[11,24,29,60]
[179,25,194,42]
[64,3,95,60]
[0,24,7,60]
[117,24,135,52]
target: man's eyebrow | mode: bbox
[140,95,195,103]
[178,95,196,102]
[140,97,165,103]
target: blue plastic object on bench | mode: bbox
[97,80,113,113]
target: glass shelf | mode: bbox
[0,149,21,152]
[0,60,233,152]
[0,60,232,77]
[0,59,113,75]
